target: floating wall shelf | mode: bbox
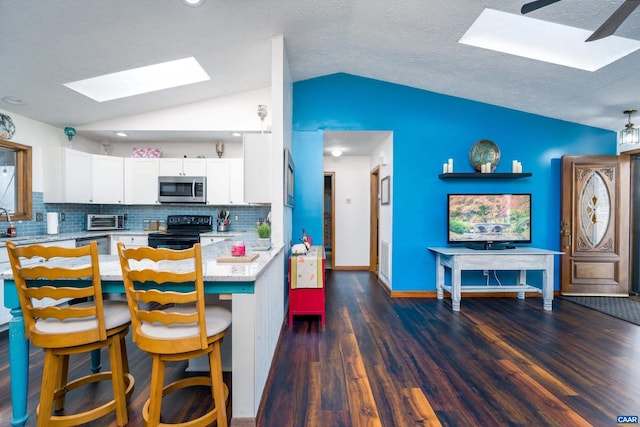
[438,172,532,179]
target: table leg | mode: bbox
[542,256,553,311]
[435,254,444,300]
[451,265,461,312]
[90,349,102,373]
[517,270,527,299]
[9,307,30,427]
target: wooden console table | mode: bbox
[428,247,562,312]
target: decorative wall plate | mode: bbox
[469,139,500,172]
[0,113,16,140]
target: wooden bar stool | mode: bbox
[5,241,134,427]
[117,242,231,427]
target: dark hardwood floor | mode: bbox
[2,270,640,426]
[258,271,640,427]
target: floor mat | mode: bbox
[560,296,640,326]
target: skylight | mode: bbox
[63,57,210,102]
[459,9,640,72]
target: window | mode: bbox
[0,139,32,221]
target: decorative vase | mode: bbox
[257,237,271,248]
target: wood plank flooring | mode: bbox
[258,271,640,427]
[1,270,640,426]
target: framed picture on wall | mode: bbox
[284,148,295,206]
[381,175,390,205]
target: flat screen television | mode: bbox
[447,193,531,250]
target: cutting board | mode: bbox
[216,253,259,263]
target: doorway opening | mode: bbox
[369,167,380,273]
[324,173,334,269]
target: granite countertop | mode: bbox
[0,229,248,246]
[0,234,282,282]
[100,241,283,282]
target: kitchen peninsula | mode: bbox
[2,240,284,427]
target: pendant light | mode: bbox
[618,109,640,146]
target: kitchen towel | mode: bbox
[290,246,324,289]
[47,212,59,234]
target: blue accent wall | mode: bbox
[293,73,616,292]
[292,131,324,245]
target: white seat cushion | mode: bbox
[35,300,131,335]
[140,305,231,340]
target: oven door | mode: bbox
[148,234,199,250]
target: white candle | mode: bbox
[512,160,518,173]
[481,163,487,173]
[443,163,449,174]
[517,162,523,173]
[448,158,453,173]
[486,162,492,173]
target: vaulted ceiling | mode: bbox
[2,1,640,142]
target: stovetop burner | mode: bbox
[148,215,213,237]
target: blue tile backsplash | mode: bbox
[11,192,271,237]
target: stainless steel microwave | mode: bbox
[86,214,125,231]
[158,176,207,203]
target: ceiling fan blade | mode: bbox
[586,0,640,41]
[521,0,561,14]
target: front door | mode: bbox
[560,155,630,295]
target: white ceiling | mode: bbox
[2,0,640,153]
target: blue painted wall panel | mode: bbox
[292,131,324,246]
[293,73,616,291]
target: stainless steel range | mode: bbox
[147,215,213,250]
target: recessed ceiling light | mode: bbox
[115,132,128,137]
[460,8,640,71]
[63,57,210,102]
[232,132,242,137]
[2,96,26,105]
[181,0,204,6]
[331,149,342,157]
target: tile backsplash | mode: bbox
[12,192,271,237]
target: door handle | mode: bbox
[561,220,571,249]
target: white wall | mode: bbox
[107,140,244,159]
[80,87,272,133]
[323,155,371,267]
[372,134,393,287]
[1,109,99,193]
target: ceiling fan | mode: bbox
[521,0,640,41]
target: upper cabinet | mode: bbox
[124,158,159,205]
[206,158,244,205]
[244,134,272,204]
[92,154,124,204]
[46,147,255,206]
[159,158,206,176]
[61,148,93,203]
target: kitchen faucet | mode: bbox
[0,207,11,222]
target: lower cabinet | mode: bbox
[110,234,148,254]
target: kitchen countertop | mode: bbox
[0,229,249,246]
[0,237,282,282]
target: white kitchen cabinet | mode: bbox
[110,234,148,254]
[244,134,272,203]
[159,158,207,176]
[62,148,93,203]
[92,154,124,204]
[124,158,160,205]
[206,158,244,205]
[229,158,244,204]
